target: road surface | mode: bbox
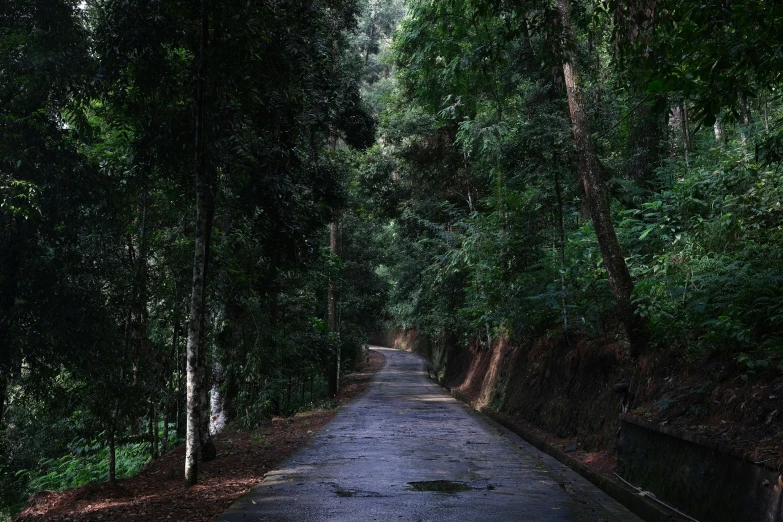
[218,347,640,522]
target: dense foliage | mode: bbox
[1,0,393,516]
[3,0,783,517]
[376,0,783,365]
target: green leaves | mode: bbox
[0,177,40,225]
[646,79,664,94]
[17,439,153,493]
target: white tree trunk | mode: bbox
[209,360,227,435]
[184,0,210,487]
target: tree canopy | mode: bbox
[3,0,783,517]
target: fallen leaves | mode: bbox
[16,350,385,522]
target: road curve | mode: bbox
[217,347,641,522]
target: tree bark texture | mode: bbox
[556,0,647,355]
[714,118,723,142]
[198,296,215,461]
[208,298,242,434]
[185,0,210,487]
[209,359,227,435]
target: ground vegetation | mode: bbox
[3,0,783,518]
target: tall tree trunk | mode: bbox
[554,169,569,338]
[210,301,242,434]
[327,218,339,398]
[208,302,230,436]
[326,130,340,398]
[556,0,647,355]
[198,214,216,461]
[185,0,211,487]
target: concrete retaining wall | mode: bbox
[619,415,783,522]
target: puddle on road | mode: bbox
[407,480,493,493]
[333,488,384,498]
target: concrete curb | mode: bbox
[445,385,689,522]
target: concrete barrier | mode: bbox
[619,415,783,522]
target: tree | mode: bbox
[554,0,647,353]
[0,0,93,426]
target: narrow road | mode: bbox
[218,347,640,522]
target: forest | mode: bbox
[2,0,783,519]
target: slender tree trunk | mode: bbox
[740,93,752,153]
[326,130,340,398]
[166,308,178,451]
[554,169,568,338]
[221,302,243,424]
[269,288,282,415]
[741,93,751,126]
[198,211,216,461]
[153,403,159,458]
[209,360,226,435]
[175,314,185,439]
[161,401,169,455]
[209,302,232,435]
[127,169,151,387]
[0,373,8,428]
[185,0,211,487]
[681,101,691,167]
[197,275,214,460]
[199,347,215,461]
[556,0,647,355]
[327,218,339,398]
[364,20,375,66]
[150,403,158,459]
[108,428,116,483]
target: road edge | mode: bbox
[439,380,689,522]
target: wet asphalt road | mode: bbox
[217,347,641,522]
